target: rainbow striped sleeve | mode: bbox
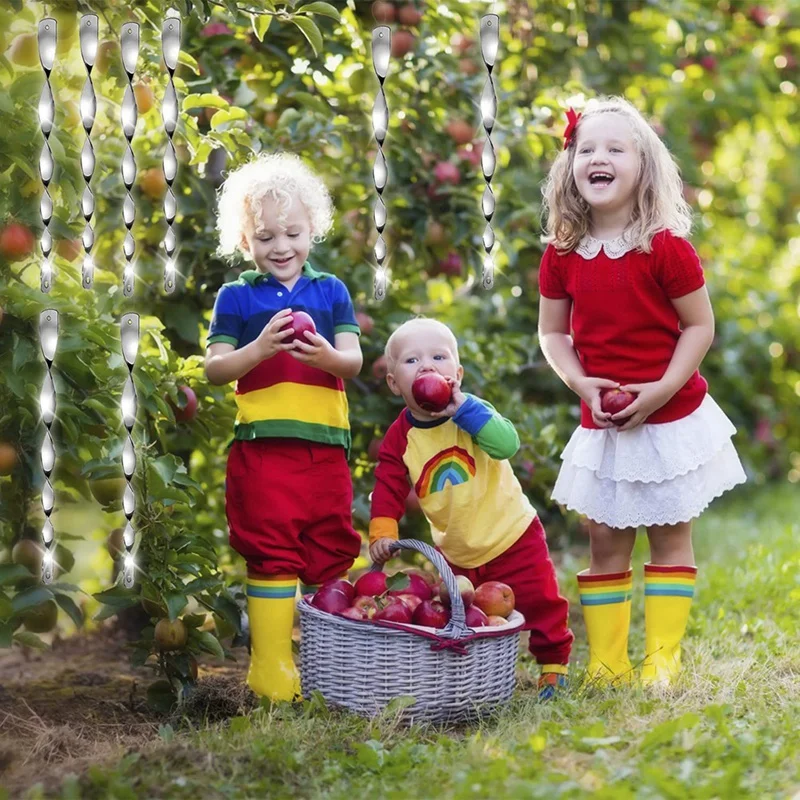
[644,564,697,598]
[578,570,633,606]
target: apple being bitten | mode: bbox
[600,388,637,424]
[412,373,452,412]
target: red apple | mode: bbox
[172,386,198,423]
[407,568,438,590]
[465,605,489,628]
[412,373,452,412]
[374,598,412,623]
[397,5,423,25]
[600,388,637,423]
[354,571,388,597]
[394,593,423,613]
[372,0,395,22]
[339,606,366,621]
[391,30,416,58]
[433,161,461,185]
[440,575,475,609]
[412,599,450,628]
[486,615,508,627]
[320,578,356,602]
[201,22,233,37]
[312,586,351,614]
[439,252,463,276]
[352,595,379,618]
[0,222,35,261]
[473,581,515,618]
[389,572,433,601]
[446,119,474,145]
[282,311,316,345]
[452,34,474,54]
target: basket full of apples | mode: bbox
[298,539,524,724]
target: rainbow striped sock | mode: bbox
[644,564,697,599]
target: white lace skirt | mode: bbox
[551,394,747,528]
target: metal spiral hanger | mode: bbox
[161,17,181,294]
[479,14,499,290]
[37,19,59,585]
[371,26,391,302]
[79,14,98,289]
[119,24,141,589]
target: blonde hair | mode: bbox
[216,152,334,260]
[541,96,693,253]
[385,317,460,371]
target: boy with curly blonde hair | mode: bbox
[205,152,363,701]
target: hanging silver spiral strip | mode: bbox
[162,18,181,294]
[38,19,56,294]
[479,15,499,290]
[79,15,98,289]
[120,24,139,298]
[120,314,139,589]
[37,22,58,585]
[371,27,390,302]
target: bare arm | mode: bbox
[538,296,618,427]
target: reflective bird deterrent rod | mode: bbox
[120,23,139,298]
[479,14,499,290]
[161,17,181,294]
[371,26,391,301]
[79,14,98,289]
[38,21,59,584]
[120,314,140,589]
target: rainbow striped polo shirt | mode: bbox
[207,262,360,450]
[369,395,538,569]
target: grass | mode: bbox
[17,483,800,799]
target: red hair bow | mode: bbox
[563,107,582,150]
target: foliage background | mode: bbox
[0,0,798,688]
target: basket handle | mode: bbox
[374,539,471,640]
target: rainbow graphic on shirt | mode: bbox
[415,446,476,498]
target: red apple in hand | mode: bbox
[412,373,452,412]
[465,605,489,628]
[473,581,515,618]
[600,388,637,424]
[282,311,316,344]
[354,572,388,597]
[412,599,450,628]
[440,575,475,609]
[374,598,413,623]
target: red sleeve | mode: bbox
[369,415,411,543]
[653,231,705,299]
[537,245,569,299]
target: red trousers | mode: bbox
[226,438,361,584]
[448,517,573,665]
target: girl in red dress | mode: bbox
[537,97,746,688]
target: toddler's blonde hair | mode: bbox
[216,152,334,260]
[385,317,460,371]
[541,96,693,253]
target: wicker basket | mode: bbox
[298,539,524,724]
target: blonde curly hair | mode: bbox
[216,152,334,261]
[541,96,693,254]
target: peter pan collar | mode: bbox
[576,232,635,260]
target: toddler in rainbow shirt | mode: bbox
[369,318,573,697]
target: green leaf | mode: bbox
[229,716,251,734]
[93,586,136,606]
[0,564,32,586]
[11,586,54,614]
[182,93,230,111]
[251,13,273,41]
[291,15,323,56]
[383,695,417,714]
[0,621,13,648]
[193,629,225,659]
[0,593,12,620]
[165,591,188,621]
[13,631,49,650]
[184,576,223,595]
[386,572,410,592]
[54,593,84,628]
[182,613,206,628]
[299,1,340,19]
[210,107,249,129]
[177,50,200,75]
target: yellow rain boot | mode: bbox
[246,574,302,701]
[641,563,697,687]
[577,569,634,686]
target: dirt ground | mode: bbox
[0,622,255,798]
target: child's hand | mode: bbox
[573,376,620,429]
[369,538,395,565]
[612,381,674,431]
[255,308,296,360]
[289,331,338,371]
[428,376,467,418]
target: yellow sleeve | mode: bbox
[369,517,399,545]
